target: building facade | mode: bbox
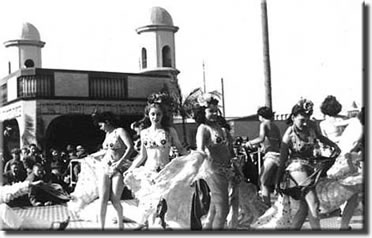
[0,7,181,158]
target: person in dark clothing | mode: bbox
[21,155,35,176]
[3,161,26,185]
[3,148,25,173]
[3,161,29,207]
[26,163,69,206]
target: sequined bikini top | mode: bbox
[103,129,123,151]
[289,125,317,158]
[142,128,171,150]
[208,127,228,147]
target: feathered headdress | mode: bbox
[197,91,221,107]
[181,88,222,118]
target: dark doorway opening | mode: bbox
[2,119,20,162]
[45,114,143,154]
[45,114,103,154]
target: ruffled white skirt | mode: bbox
[124,151,208,229]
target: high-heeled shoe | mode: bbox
[50,216,70,230]
[132,221,148,230]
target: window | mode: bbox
[24,59,35,68]
[162,46,172,67]
[0,83,7,105]
[141,48,147,69]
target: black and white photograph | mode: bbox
[0,0,368,234]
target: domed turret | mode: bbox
[3,22,45,73]
[136,7,179,76]
[19,22,42,41]
[149,7,174,26]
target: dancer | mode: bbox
[0,180,69,230]
[245,106,281,206]
[193,92,235,229]
[319,95,347,156]
[278,99,340,229]
[320,107,364,230]
[124,92,187,229]
[253,98,340,230]
[88,111,134,230]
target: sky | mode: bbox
[0,0,365,119]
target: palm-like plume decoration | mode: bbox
[176,88,222,144]
[181,88,222,118]
[181,87,204,118]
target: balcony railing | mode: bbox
[14,72,127,101]
[89,76,126,99]
[0,68,171,105]
[18,75,54,98]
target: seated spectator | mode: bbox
[26,163,69,206]
[21,146,29,159]
[62,145,86,189]
[0,180,70,230]
[76,145,88,159]
[21,155,35,176]
[3,161,27,185]
[72,145,88,179]
[3,161,29,207]
[66,144,77,160]
[3,148,25,173]
[28,144,47,168]
[49,148,65,177]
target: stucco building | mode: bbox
[0,7,181,158]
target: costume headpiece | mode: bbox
[197,91,221,107]
[181,88,222,119]
[296,98,314,115]
[147,92,176,112]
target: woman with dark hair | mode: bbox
[252,98,340,230]
[319,95,347,156]
[124,93,188,228]
[92,111,134,230]
[192,92,235,229]
[127,98,186,173]
[245,106,281,206]
[68,111,134,230]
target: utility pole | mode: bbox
[261,0,272,109]
[221,77,226,117]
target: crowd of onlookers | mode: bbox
[1,143,88,207]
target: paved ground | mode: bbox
[4,198,365,232]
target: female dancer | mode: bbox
[319,95,347,156]
[93,111,134,230]
[277,99,340,229]
[245,106,281,206]
[252,98,340,230]
[124,93,187,228]
[193,92,235,229]
[320,108,364,230]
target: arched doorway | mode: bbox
[45,114,104,154]
[2,118,20,161]
[44,114,143,154]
